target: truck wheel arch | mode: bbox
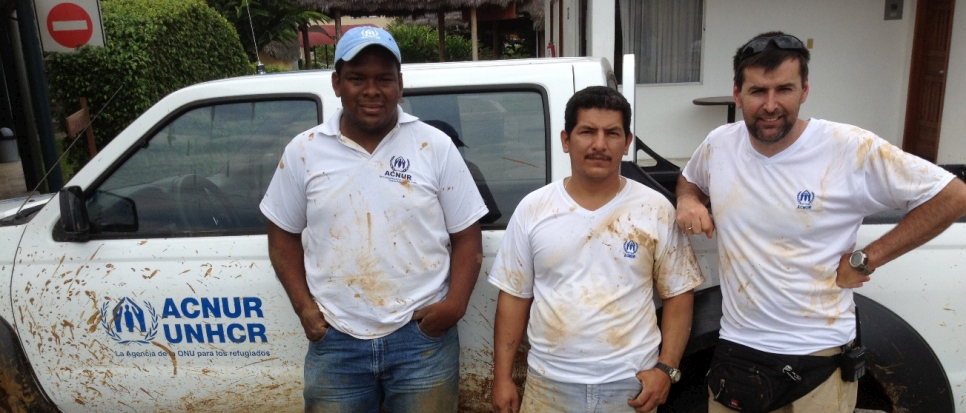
[659,287,955,412]
[0,317,59,412]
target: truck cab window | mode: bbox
[87,99,318,236]
[402,90,548,228]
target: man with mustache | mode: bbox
[490,86,704,413]
[676,31,966,412]
[260,26,487,412]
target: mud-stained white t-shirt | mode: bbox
[683,119,955,354]
[260,108,487,339]
[488,180,704,384]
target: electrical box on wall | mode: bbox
[885,0,903,20]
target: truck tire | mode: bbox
[0,317,59,413]
[656,288,955,412]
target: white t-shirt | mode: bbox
[488,180,705,384]
[682,119,955,354]
[260,107,488,339]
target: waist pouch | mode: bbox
[707,339,839,412]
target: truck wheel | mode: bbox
[0,318,59,412]
[655,288,954,412]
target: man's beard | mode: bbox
[747,116,794,144]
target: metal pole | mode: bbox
[558,0,564,57]
[3,10,40,190]
[301,23,311,69]
[471,7,478,61]
[437,10,445,62]
[334,10,342,41]
[14,0,62,191]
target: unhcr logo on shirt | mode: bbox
[382,155,414,183]
[623,240,639,258]
[797,190,815,210]
[391,156,410,173]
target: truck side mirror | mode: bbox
[59,186,90,242]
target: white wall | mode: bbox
[585,0,615,60]
[938,1,966,164]
[563,0,966,163]
[571,0,966,161]
[627,0,921,160]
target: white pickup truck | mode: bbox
[1,56,965,412]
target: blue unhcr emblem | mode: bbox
[623,240,639,258]
[101,298,159,345]
[797,190,815,210]
[383,156,414,183]
[390,156,410,173]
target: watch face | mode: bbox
[670,370,682,382]
[850,251,864,267]
[657,362,681,383]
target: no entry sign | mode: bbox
[34,0,105,53]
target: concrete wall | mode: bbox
[576,0,965,163]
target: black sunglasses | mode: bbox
[738,35,805,61]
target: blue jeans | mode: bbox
[521,368,652,413]
[303,320,459,413]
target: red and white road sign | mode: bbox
[47,3,92,48]
[34,0,105,53]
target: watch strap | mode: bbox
[654,362,681,383]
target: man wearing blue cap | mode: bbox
[260,26,488,412]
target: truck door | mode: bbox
[11,97,320,411]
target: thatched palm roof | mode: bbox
[266,0,545,63]
[293,0,544,63]
[407,0,544,31]
[297,0,516,17]
[299,0,542,29]
[519,0,544,30]
[262,39,302,61]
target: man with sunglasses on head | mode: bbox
[676,31,966,412]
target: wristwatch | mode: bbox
[849,249,874,275]
[654,362,681,384]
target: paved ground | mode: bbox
[0,160,34,200]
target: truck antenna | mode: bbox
[246,0,266,74]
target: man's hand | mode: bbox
[627,368,670,412]
[413,298,466,337]
[299,305,329,342]
[835,252,871,288]
[676,195,715,238]
[491,376,520,413]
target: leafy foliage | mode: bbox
[387,21,482,64]
[45,0,250,174]
[311,45,336,69]
[206,0,324,62]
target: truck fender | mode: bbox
[659,288,954,412]
[0,316,59,413]
[854,293,954,412]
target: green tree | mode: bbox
[207,0,324,62]
[45,0,250,176]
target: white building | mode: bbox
[546,0,966,164]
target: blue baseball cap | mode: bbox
[334,26,402,64]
